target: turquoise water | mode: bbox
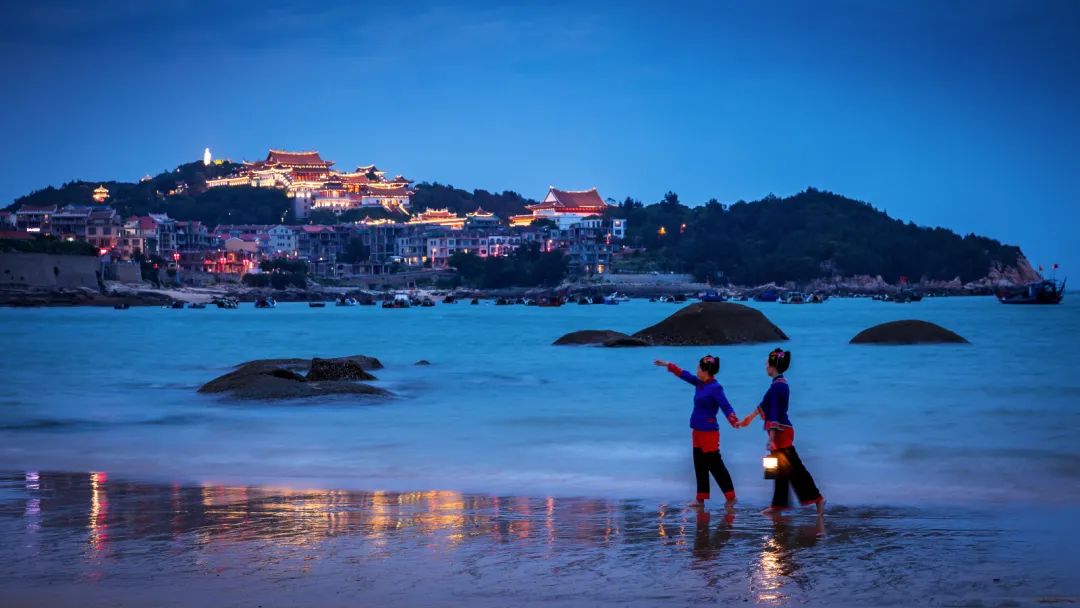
[1,297,1078,507]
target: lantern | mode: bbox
[763,455,780,480]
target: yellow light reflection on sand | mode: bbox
[755,536,787,605]
[89,472,108,553]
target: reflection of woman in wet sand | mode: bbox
[740,349,826,516]
[654,355,741,509]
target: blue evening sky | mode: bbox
[2,0,1077,273]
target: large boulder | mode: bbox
[306,357,376,381]
[199,355,389,400]
[632,302,788,346]
[850,320,969,345]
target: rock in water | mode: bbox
[306,358,376,381]
[850,320,969,345]
[199,355,389,400]
[602,336,651,348]
[415,360,431,366]
[553,329,642,346]
[632,302,788,346]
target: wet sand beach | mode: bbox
[1,472,1076,607]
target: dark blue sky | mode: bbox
[2,0,1077,273]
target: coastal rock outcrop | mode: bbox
[306,357,377,381]
[850,320,969,345]
[631,302,788,346]
[198,355,388,400]
[553,329,649,347]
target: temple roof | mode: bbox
[18,205,58,213]
[359,185,411,197]
[527,187,607,211]
[389,175,412,184]
[266,149,332,167]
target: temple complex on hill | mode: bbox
[510,187,625,239]
[206,150,413,218]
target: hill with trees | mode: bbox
[609,188,1025,284]
[3,161,297,226]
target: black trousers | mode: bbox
[693,448,735,500]
[771,445,821,508]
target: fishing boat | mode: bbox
[383,294,411,309]
[809,293,828,304]
[577,296,591,305]
[470,297,480,305]
[997,279,1066,305]
[164,300,185,309]
[538,295,563,307]
[308,301,326,308]
[188,302,206,309]
[700,290,727,303]
[780,292,806,305]
[254,297,276,309]
[603,294,620,305]
[213,296,239,309]
[442,295,457,304]
[336,295,358,307]
[420,297,436,307]
[113,303,130,310]
[879,290,923,304]
[754,290,780,303]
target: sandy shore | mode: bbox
[0,472,1076,607]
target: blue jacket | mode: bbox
[667,364,738,431]
[758,375,792,430]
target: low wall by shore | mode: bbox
[0,253,101,290]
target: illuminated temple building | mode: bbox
[206,150,413,218]
[510,187,610,229]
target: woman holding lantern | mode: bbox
[739,348,826,515]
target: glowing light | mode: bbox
[763,456,779,480]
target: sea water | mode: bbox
[1,297,1078,508]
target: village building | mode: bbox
[267,225,299,256]
[47,206,93,241]
[86,208,121,251]
[15,205,56,233]
[174,220,211,253]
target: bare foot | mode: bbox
[760,506,786,515]
[724,498,736,512]
[688,500,705,509]
[814,497,826,516]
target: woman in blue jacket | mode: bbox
[654,355,741,508]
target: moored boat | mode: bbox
[700,290,727,303]
[308,301,326,308]
[997,279,1066,305]
[254,297,276,309]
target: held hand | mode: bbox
[653,360,668,367]
[767,440,777,451]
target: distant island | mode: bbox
[1,150,1039,296]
